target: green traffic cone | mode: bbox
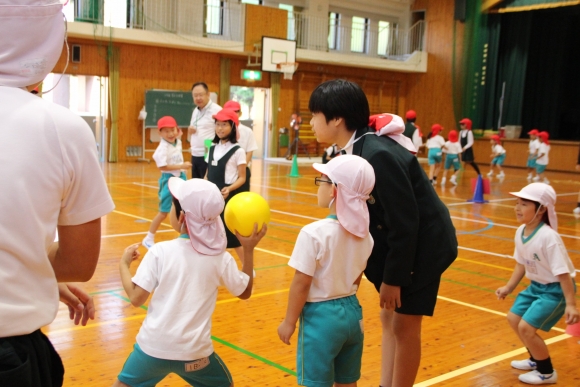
[288,154,301,178]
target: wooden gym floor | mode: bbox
[44,159,580,386]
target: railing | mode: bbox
[72,1,424,61]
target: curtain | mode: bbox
[108,45,120,162]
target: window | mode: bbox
[351,16,368,53]
[279,4,296,41]
[328,12,340,50]
[377,21,390,56]
[206,0,223,35]
[241,0,261,4]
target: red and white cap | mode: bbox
[448,130,458,143]
[213,108,240,140]
[538,131,549,145]
[490,134,501,144]
[459,118,472,129]
[157,116,177,130]
[509,183,558,231]
[312,155,375,238]
[223,100,241,111]
[369,113,417,153]
[168,178,227,255]
[0,1,65,88]
[527,129,539,136]
[405,110,416,120]
[431,123,443,135]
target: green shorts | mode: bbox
[444,154,460,171]
[428,148,443,165]
[491,153,506,166]
[158,172,186,213]
[117,343,232,387]
[511,280,576,332]
[297,295,364,387]
[535,164,547,174]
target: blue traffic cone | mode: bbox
[468,174,488,203]
[288,154,301,178]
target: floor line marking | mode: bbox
[132,182,159,189]
[112,210,172,228]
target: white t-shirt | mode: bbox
[152,139,185,177]
[210,142,247,184]
[189,101,222,157]
[536,143,550,165]
[443,141,462,155]
[426,135,445,149]
[529,139,540,156]
[412,129,422,150]
[492,144,506,155]
[289,218,374,302]
[133,237,249,361]
[237,123,258,154]
[513,223,576,284]
[0,86,114,336]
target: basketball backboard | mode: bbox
[261,36,297,73]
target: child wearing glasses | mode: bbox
[278,154,375,387]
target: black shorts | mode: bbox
[0,330,64,387]
[191,156,208,179]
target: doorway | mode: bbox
[41,74,109,162]
[229,86,271,159]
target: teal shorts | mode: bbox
[510,280,576,332]
[444,154,460,171]
[491,153,506,166]
[117,343,232,387]
[297,295,364,387]
[427,148,443,165]
[159,172,186,213]
[527,157,537,168]
[536,164,547,174]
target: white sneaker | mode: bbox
[497,172,505,178]
[142,237,155,249]
[532,176,540,182]
[441,177,446,186]
[518,370,557,384]
[511,359,537,370]
[450,176,458,186]
[543,178,550,184]
[573,207,580,215]
[527,173,533,180]
[487,171,493,176]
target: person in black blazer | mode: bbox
[308,79,457,387]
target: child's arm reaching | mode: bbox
[235,223,268,300]
[119,244,150,307]
[557,273,579,325]
[278,270,313,345]
[496,262,525,300]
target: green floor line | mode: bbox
[256,263,288,271]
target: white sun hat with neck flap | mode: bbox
[509,182,558,231]
[312,154,375,238]
[0,1,65,88]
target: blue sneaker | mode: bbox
[518,370,557,384]
[511,359,537,370]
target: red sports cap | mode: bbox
[157,116,177,130]
[213,108,239,127]
[448,130,458,142]
[223,100,241,111]
[405,110,416,120]
[527,129,539,136]
[491,134,501,144]
[431,123,443,135]
[459,118,472,129]
[538,131,549,144]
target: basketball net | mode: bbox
[277,62,298,80]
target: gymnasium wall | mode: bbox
[51,0,461,162]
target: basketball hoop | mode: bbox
[276,62,299,80]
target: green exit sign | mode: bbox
[241,69,262,81]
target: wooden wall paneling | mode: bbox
[52,39,109,76]
[244,4,288,52]
[229,57,271,89]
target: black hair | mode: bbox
[191,82,209,92]
[213,120,238,144]
[427,131,434,139]
[308,79,370,131]
[523,198,550,226]
[172,197,183,221]
[407,118,416,123]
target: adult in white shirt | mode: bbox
[0,1,115,385]
[188,82,222,178]
[223,100,258,191]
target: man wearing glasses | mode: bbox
[188,82,222,178]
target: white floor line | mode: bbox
[102,229,174,239]
[271,209,319,221]
[251,183,317,197]
[132,182,158,189]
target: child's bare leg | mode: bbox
[428,164,435,181]
[391,313,422,387]
[335,383,356,387]
[441,169,448,180]
[433,164,441,179]
[148,212,168,234]
[518,319,549,360]
[112,379,130,387]
[380,309,396,387]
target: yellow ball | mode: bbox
[224,192,270,237]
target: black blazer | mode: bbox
[352,128,457,290]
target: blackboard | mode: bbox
[144,89,194,128]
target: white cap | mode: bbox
[509,183,558,231]
[168,178,227,255]
[0,1,65,88]
[313,155,375,238]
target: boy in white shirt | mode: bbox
[441,130,462,186]
[142,116,191,249]
[425,124,446,185]
[526,129,540,180]
[487,134,507,178]
[278,155,375,387]
[496,183,577,385]
[115,178,267,387]
[532,132,551,184]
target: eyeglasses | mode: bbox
[314,177,334,186]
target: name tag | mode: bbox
[184,357,210,372]
[211,160,218,166]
